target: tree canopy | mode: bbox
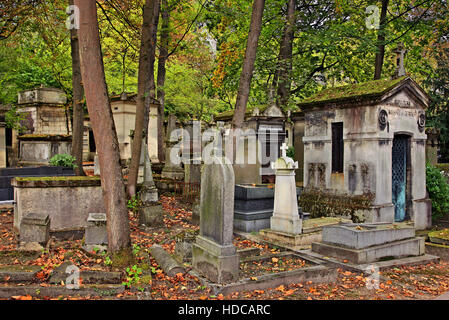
[0,0,447,125]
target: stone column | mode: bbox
[192,136,239,283]
[161,114,184,180]
[270,143,302,234]
[139,141,158,203]
[183,120,202,224]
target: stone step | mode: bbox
[311,237,425,264]
[0,284,125,299]
[0,265,41,283]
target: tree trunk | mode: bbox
[275,0,295,108]
[143,0,160,137]
[157,0,169,163]
[75,0,132,260]
[232,0,265,129]
[128,0,160,197]
[69,0,85,176]
[374,0,389,80]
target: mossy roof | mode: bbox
[214,104,271,120]
[297,76,408,109]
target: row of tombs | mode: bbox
[11,75,440,286]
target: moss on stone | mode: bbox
[111,248,136,269]
[297,76,407,107]
[299,189,374,222]
[214,104,270,120]
[15,176,100,182]
[428,229,449,241]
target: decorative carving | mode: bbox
[361,163,371,194]
[417,113,426,132]
[378,109,388,131]
[317,163,326,188]
[308,163,316,188]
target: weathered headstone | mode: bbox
[139,204,164,227]
[270,143,302,234]
[84,213,107,252]
[161,114,184,180]
[192,132,239,284]
[19,213,50,247]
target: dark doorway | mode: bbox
[392,134,410,222]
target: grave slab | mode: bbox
[311,236,425,264]
[321,222,415,249]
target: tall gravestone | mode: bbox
[192,132,239,284]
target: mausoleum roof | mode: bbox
[296,76,428,109]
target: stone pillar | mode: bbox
[192,137,239,283]
[0,123,6,168]
[94,154,100,175]
[270,143,302,234]
[139,141,158,203]
[161,114,184,180]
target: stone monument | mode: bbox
[259,143,349,248]
[269,143,302,234]
[161,114,184,180]
[192,130,239,284]
[139,141,158,203]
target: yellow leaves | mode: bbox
[272,257,279,263]
[250,277,258,281]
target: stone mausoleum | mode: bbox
[16,87,72,166]
[299,76,432,230]
[214,102,291,184]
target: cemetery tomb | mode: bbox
[16,87,72,166]
[300,75,432,230]
[311,222,427,264]
[214,102,288,184]
[12,176,105,239]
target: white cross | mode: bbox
[280,143,288,158]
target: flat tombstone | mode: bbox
[192,155,239,284]
[20,213,50,245]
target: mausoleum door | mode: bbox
[392,135,408,222]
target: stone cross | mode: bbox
[280,143,288,158]
[394,42,407,78]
